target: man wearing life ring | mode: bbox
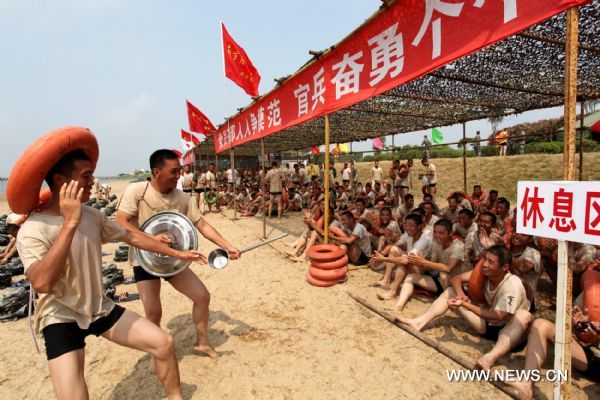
[17,150,204,400]
[397,245,533,371]
[116,149,240,359]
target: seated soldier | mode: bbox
[417,193,440,214]
[369,207,402,256]
[371,213,433,298]
[453,190,473,212]
[480,189,499,214]
[349,198,373,224]
[466,211,503,266]
[392,219,467,312]
[286,199,325,257]
[396,193,416,225]
[439,194,462,224]
[0,213,23,265]
[495,197,514,244]
[331,211,372,266]
[373,182,387,202]
[287,188,303,212]
[297,206,344,262]
[398,245,533,371]
[452,208,476,240]
[509,233,542,312]
[335,185,349,211]
[421,202,440,237]
[470,185,487,209]
[507,299,600,398]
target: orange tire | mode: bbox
[307,244,346,263]
[307,272,340,287]
[8,127,99,214]
[329,226,348,239]
[310,255,348,270]
[467,258,486,304]
[309,265,347,281]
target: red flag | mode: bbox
[372,137,383,151]
[181,129,200,145]
[187,100,216,134]
[221,22,261,97]
[311,146,320,156]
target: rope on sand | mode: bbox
[345,290,527,400]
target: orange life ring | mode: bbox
[467,258,486,304]
[307,244,346,263]
[329,226,348,239]
[8,127,99,214]
[309,265,347,281]
[316,217,325,229]
[307,272,340,287]
[582,268,600,323]
[240,212,255,217]
[38,188,52,209]
[310,255,349,270]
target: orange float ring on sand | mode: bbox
[309,265,347,281]
[307,244,346,263]
[310,255,349,270]
[467,258,486,304]
[329,226,348,239]
[307,272,340,287]
[7,127,99,214]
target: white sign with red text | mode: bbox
[517,181,600,246]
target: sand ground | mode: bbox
[0,179,598,399]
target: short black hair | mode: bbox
[354,198,365,205]
[474,185,481,190]
[434,219,453,233]
[490,189,499,196]
[45,150,91,189]
[458,208,475,219]
[341,211,354,220]
[404,193,414,201]
[149,149,179,174]
[481,211,497,224]
[486,245,512,267]
[411,208,425,216]
[423,193,433,200]
[405,213,423,226]
[380,207,392,216]
[497,197,511,209]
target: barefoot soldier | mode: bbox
[17,148,203,400]
[116,149,241,359]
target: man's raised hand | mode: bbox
[59,180,84,227]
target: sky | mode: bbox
[0,0,567,177]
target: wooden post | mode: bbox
[324,115,331,244]
[391,134,395,156]
[230,148,237,220]
[261,139,266,239]
[579,100,584,181]
[462,122,467,193]
[554,7,579,400]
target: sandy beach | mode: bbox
[0,178,598,400]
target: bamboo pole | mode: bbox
[579,100,584,181]
[230,148,237,220]
[261,139,266,239]
[346,292,527,400]
[462,122,467,193]
[554,7,579,400]
[324,115,331,244]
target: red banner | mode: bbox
[214,0,588,154]
[183,150,195,165]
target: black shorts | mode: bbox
[428,183,437,188]
[195,188,205,193]
[133,265,174,282]
[354,251,370,266]
[270,192,282,196]
[425,272,444,295]
[42,305,125,360]
[500,142,507,146]
[183,189,192,193]
[481,322,527,352]
[582,346,600,382]
[399,185,409,190]
[311,176,317,181]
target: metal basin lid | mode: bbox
[134,211,198,277]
